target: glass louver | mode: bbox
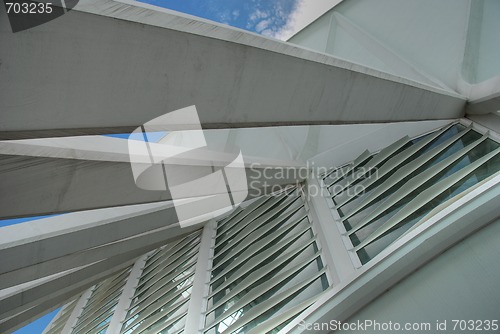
[322,123,500,264]
[44,296,81,334]
[72,267,132,334]
[120,230,202,334]
[205,187,330,334]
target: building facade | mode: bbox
[0,0,499,333]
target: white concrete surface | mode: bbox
[0,0,465,139]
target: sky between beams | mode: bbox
[138,0,342,40]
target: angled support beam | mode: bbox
[466,91,500,115]
[332,12,453,91]
[0,0,464,139]
[0,202,180,279]
[0,250,141,334]
[0,152,304,218]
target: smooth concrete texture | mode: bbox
[466,90,500,115]
[467,112,500,134]
[0,253,139,333]
[0,201,192,281]
[468,0,500,83]
[289,0,470,92]
[309,119,450,169]
[0,216,199,290]
[0,0,465,138]
[289,0,500,107]
[0,126,306,219]
[0,153,302,218]
[337,219,500,333]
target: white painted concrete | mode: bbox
[338,220,500,333]
[0,0,464,138]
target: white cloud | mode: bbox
[249,8,269,22]
[255,19,271,32]
[217,9,231,25]
[260,29,274,37]
[273,0,343,40]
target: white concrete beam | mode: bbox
[0,0,465,139]
[0,202,178,276]
[466,91,500,115]
[0,253,139,333]
[0,150,303,218]
[0,222,199,290]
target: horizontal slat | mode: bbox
[335,123,454,207]
[216,206,244,229]
[340,124,472,217]
[215,192,292,247]
[75,297,120,332]
[124,293,190,331]
[213,198,303,265]
[209,234,317,298]
[132,267,195,307]
[207,250,321,314]
[134,299,189,334]
[210,218,310,283]
[348,134,487,235]
[82,271,129,312]
[76,305,116,334]
[207,268,327,333]
[140,235,200,278]
[403,171,500,236]
[217,196,274,235]
[136,258,196,299]
[125,282,192,324]
[244,288,332,334]
[77,281,126,324]
[76,301,118,333]
[329,136,410,196]
[354,146,499,251]
[324,150,371,186]
[214,212,305,272]
[137,244,199,290]
[136,312,186,334]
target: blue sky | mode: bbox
[0,214,59,228]
[105,131,167,142]
[13,309,60,334]
[139,0,302,38]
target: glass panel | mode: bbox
[356,138,499,264]
[341,129,483,226]
[121,231,201,334]
[227,274,326,334]
[208,242,319,322]
[324,155,375,186]
[206,190,329,334]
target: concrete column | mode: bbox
[106,254,149,334]
[184,220,217,334]
[59,288,94,334]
